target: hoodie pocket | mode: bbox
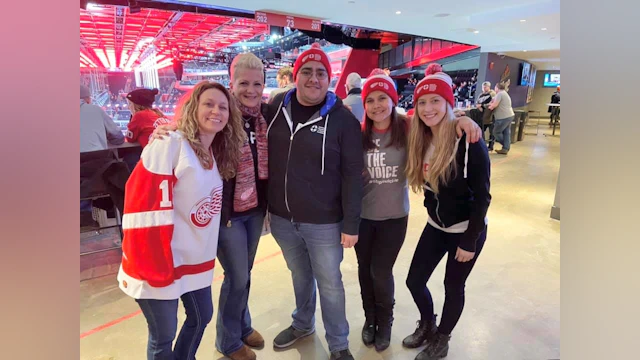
[306,181,339,213]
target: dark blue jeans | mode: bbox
[492,116,514,151]
[270,214,349,353]
[215,211,264,355]
[136,286,213,360]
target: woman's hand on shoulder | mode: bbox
[455,116,481,143]
[149,123,178,144]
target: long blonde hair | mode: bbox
[174,81,245,180]
[129,101,165,118]
[406,104,459,193]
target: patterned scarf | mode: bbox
[233,99,269,212]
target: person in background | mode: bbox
[151,53,270,360]
[487,82,515,155]
[342,72,365,122]
[268,66,295,103]
[455,81,468,103]
[474,81,496,149]
[548,85,560,126]
[125,88,171,148]
[117,81,245,360]
[266,43,363,360]
[80,85,124,153]
[403,65,491,360]
[356,68,409,352]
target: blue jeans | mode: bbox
[136,286,213,360]
[492,116,514,151]
[270,214,349,353]
[215,211,264,355]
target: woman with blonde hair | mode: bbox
[117,81,244,359]
[402,64,491,360]
[152,53,269,360]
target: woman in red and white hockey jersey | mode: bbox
[117,81,245,360]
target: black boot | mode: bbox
[415,332,451,360]
[374,322,391,352]
[402,315,437,348]
[361,318,375,346]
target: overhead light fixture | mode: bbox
[541,27,547,31]
[395,11,402,15]
[473,30,479,34]
[523,50,527,52]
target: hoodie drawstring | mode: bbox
[464,141,469,179]
[321,114,329,175]
[267,100,284,137]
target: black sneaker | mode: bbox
[415,332,451,360]
[362,319,375,346]
[273,326,315,349]
[330,349,354,360]
[402,316,437,348]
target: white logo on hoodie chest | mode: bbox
[310,125,325,135]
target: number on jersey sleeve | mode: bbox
[121,134,180,288]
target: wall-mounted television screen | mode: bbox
[543,73,560,87]
[520,62,532,86]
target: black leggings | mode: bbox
[355,216,408,325]
[406,223,487,335]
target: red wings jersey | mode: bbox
[117,131,222,300]
[125,109,171,148]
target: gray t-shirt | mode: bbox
[493,91,515,120]
[343,93,365,123]
[361,129,410,220]
[80,100,125,152]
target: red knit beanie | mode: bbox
[413,63,454,108]
[293,43,332,81]
[361,68,398,105]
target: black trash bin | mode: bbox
[517,111,528,141]
[511,111,522,144]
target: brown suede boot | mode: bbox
[227,345,256,360]
[243,330,265,349]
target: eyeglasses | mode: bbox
[299,69,328,80]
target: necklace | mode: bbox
[242,116,251,129]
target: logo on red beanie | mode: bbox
[417,83,438,93]
[301,53,322,63]
[370,82,390,90]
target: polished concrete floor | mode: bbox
[80,127,560,360]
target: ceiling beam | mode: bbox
[85,0,254,19]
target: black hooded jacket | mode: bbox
[266,89,364,235]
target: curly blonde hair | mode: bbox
[174,81,245,180]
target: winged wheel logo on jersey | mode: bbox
[190,185,222,228]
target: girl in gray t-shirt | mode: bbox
[355,69,410,352]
